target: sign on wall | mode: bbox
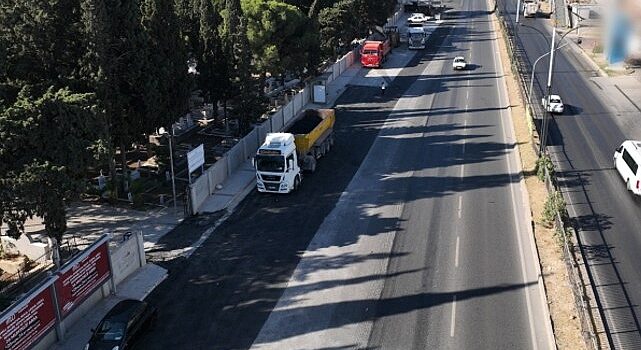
[187,144,205,174]
[55,240,111,317]
[0,278,57,350]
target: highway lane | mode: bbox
[252,0,553,347]
[498,0,641,347]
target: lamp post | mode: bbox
[160,126,178,215]
[539,26,581,153]
[528,42,569,108]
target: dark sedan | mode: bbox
[86,299,156,350]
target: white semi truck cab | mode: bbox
[255,133,302,193]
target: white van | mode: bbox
[614,140,641,195]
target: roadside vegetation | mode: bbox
[0,0,397,242]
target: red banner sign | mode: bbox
[55,241,111,317]
[0,281,56,350]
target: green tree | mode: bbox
[0,0,84,102]
[80,0,155,190]
[0,88,106,241]
[243,0,319,78]
[223,0,265,133]
[141,0,192,128]
[318,0,361,59]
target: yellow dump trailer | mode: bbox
[287,109,335,172]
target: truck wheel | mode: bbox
[309,158,317,173]
[294,176,301,191]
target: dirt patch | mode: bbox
[491,11,586,350]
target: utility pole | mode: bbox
[540,27,557,154]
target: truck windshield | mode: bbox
[255,155,285,172]
[363,50,378,55]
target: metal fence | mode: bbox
[544,167,602,349]
[492,0,603,347]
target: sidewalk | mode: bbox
[49,263,168,350]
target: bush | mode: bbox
[536,154,554,182]
[542,191,566,227]
[554,226,572,247]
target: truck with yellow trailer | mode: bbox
[254,109,335,193]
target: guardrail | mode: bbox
[543,167,602,349]
[493,0,603,348]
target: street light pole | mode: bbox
[167,127,178,215]
[540,26,580,154]
[516,0,521,24]
[540,27,557,154]
[528,42,569,109]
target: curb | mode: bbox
[139,264,168,300]
[227,177,257,212]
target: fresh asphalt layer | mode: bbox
[499,0,641,347]
[136,0,552,348]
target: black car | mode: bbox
[86,299,156,350]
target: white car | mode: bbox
[542,94,564,114]
[453,56,467,70]
[614,140,641,195]
[407,13,428,25]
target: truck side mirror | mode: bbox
[288,159,294,171]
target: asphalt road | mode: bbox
[498,1,641,348]
[252,0,552,347]
[136,0,553,348]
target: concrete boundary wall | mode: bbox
[190,7,405,213]
[16,233,146,350]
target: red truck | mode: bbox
[360,32,391,68]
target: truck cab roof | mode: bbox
[259,133,296,155]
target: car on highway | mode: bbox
[452,56,467,70]
[86,299,157,350]
[542,94,564,114]
[407,13,429,25]
[614,140,641,195]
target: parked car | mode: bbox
[542,94,564,114]
[614,140,641,195]
[453,56,467,70]
[407,13,429,25]
[86,299,157,350]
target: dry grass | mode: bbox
[491,12,586,350]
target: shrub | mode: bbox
[536,154,554,182]
[542,191,566,227]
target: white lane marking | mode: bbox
[455,236,460,267]
[489,8,539,350]
[450,295,457,337]
[457,196,463,218]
